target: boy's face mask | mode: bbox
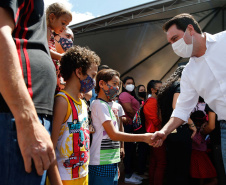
[80,75,95,93]
[172,28,193,58]
[102,84,119,100]
[56,37,73,52]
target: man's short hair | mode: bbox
[163,13,202,34]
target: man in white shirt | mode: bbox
[151,13,226,171]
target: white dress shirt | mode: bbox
[172,31,226,121]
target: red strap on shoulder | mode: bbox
[66,94,78,121]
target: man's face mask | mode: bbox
[172,28,193,58]
[56,37,73,52]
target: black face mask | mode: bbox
[138,91,146,98]
[155,90,159,96]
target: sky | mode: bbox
[44,0,155,25]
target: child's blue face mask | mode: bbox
[80,75,95,93]
[56,37,73,51]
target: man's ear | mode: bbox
[75,67,83,79]
[187,24,195,36]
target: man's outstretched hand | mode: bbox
[149,131,166,147]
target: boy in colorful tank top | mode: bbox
[89,69,154,185]
[47,46,100,185]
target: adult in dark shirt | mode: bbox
[157,66,196,185]
[0,0,56,185]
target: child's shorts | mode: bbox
[89,163,118,185]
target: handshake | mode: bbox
[143,131,167,147]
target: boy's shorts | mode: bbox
[89,164,118,185]
[62,175,88,185]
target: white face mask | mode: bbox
[172,29,193,58]
[125,84,135,92]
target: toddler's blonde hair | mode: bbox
[46,3,72,25]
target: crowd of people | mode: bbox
[0,1,226,185]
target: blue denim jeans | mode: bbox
[0,113,52,185]
[220,120,226,174]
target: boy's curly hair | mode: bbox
[60,45,101,81]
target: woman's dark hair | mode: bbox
[60,45,101,81]
[95,69,120,93]
[137,85,145,92]
[135,84,146,102]
[163,13,202,34]
[158,66,184,97]
[147,80,161,94]
[157,66,185,126]
[190,111,207,127]
[98,65,110,71]
[121,76,138,99]
[122,76,135,85]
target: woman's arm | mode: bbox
[172,93,180,109]
[47,96,68,185]
[201,111,216,135]
[120,102,136,118]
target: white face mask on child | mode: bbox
[172,29,193,58]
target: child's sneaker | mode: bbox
[133,172,149,180]
[124,176,142,184]
[132,173,144,180]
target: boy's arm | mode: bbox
[103,120,153,144]
[47,96,68,185]
[0,7,55,176]
[119,117,125,158]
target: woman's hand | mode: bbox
[122,117,131,125]
[188,123,197,138]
